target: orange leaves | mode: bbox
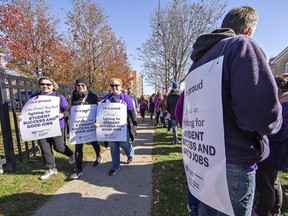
[0,0,133,88]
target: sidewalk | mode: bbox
[33,116,155,216]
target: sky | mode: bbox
[47,0,288,95]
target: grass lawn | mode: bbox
[0,126,288,215]
[151,127,288,216]
[0,143,100,216]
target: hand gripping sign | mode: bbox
[96,102,127,142]
[19,95,61,141]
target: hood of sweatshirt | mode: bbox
[191,28,236,62]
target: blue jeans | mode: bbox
[198,163,256,216]
[188,188,200,216]
[109,141,134,170]
[171,120,178,144]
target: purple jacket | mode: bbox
[180,28,282,166]
[261,93,288,170]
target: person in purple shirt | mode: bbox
[176,6,282,216]
[19,77,75,180]
[100,78,137,176]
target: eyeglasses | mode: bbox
[76,84,86,87]
[40,83,53,87]
[110,84,120,88]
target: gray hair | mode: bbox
[221,6,258,35]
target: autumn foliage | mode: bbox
[0,0,135,89]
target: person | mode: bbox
[138,95,148,122]
[70,78,103,179]
[158,93,168,128]
[100,78,137,176]
[176,6,282,216]
[153,92,162,125]
[19,76,75,180]
[148,93,156,122]
[127,87,139,111]
[166,82,180,144]
[255,76,288,216]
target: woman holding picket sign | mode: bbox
[97,78,137,176]
[18,76,75,180]
[69,78,102,179]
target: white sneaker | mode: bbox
[69,151,75,164]
[39,168,58,180]
[166,131,170,134]
[70,170,83,179]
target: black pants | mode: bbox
[39,128,74,169]
[155,111,160,124]
[75,141,100,171]
[256,164,282,216]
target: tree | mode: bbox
[138,0,226,93]
[65,0,134,90]
[0,0,68,79]
[100,35,134,90]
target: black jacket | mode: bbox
[166,89,180,120]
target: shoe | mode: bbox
[69,151,75,164]
[166,131,170,134]
[172,141,178,145]
[127,157,133,164]
[93,155,103,167]
[70,170,83,179]
[108,168,120,176]
[39,168,58,180]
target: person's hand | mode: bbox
[17,116,23,122]
[58,113,64,119]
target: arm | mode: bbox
[174,92,184,127]
[59,95,69,118]
[228,37,282,135]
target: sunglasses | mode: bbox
[110,84,120,88]
[76,84,86,87]
[40,83,53,87]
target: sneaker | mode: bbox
[166,131,170,134]
[39,168,58,180]
[69,151,75,164]
[70,170,83,179]
[93,155,103,167]
[127,157,133,164]
[108,168,120,176]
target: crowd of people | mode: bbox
[17,5,288,216]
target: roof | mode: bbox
[269,46,288,65]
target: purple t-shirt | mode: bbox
[102,93,134,110]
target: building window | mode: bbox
[286,62,288,73]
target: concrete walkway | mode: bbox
[33,116,154,216]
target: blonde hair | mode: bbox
[110,78,123,86]
[37,76,59,91]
